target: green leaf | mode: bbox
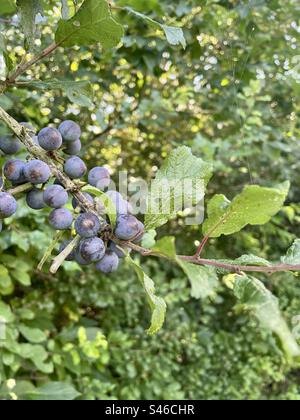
[21,79,94,108]
[127,256,166,335]
[0,301,15,323]
[0,34,13,77]
[28,382,80,400]
[11,269,31,286]
[177,261,218,299]
[145,146,212,230]
[82,185,117,228]
[152,237,218,299]
[16,0,43,50]
[203,182,290,238]
[19,324,47,344]
[55,0,124,49]
[125,7,186,49]
[0,33,6,52]
[233,254,272,267]
[161,25,186,49]
[141,229,157,249]
[0,265,13,295]
[17,343,53,373]
[0,0,16,15]
[281,239,300,265]
[233,274,300,358]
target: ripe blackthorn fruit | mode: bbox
[115,214,141,240]
[0,135,22,155]
[26,188,46,210]
[75,212,101,238]
[106,190,132,215]
[74,249,91,266]
[95,251,119,274]
[64,139,81,155]
[38,127,62,151]
[79,237,106,263]
[3,159,26,183]
[49,208,73,230]
[24,160,51,184]
[58,120,81,143]
[43,185,68,208]
[0,192,17,218]
[64,156,87,179]
[88,167,110,188]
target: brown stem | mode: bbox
[8,182,33,196]
[124,241,300,275]
[50,235,81,274]
[5,42,59,86]
[194,215,228,257]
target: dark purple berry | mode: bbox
[38,127,62,151]
[43,185,68,208]
[0,192,17,218]
[58,120,81,143]
[26,188,46,210]
[115,214,141,241]
[49,208,73,230]
[0,135,22,155]
[75,212,101,238]
[88,167,110,188]
[95,251,119,274]
[24,160,51,184]
[64,156,87,179]
[64,139,81,155]
[3,159,25,183]
[79,237,106,263]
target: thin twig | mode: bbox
[50,235,80,274]
[194,215,228,257]
[6,42,59,86]
[8,182,33,195]
[124,241,300,275]
[38,231,64,271]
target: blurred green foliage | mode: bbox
[1,0,300,400]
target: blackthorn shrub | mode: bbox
[0,120,145,277]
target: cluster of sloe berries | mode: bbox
[0,120,144,273]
